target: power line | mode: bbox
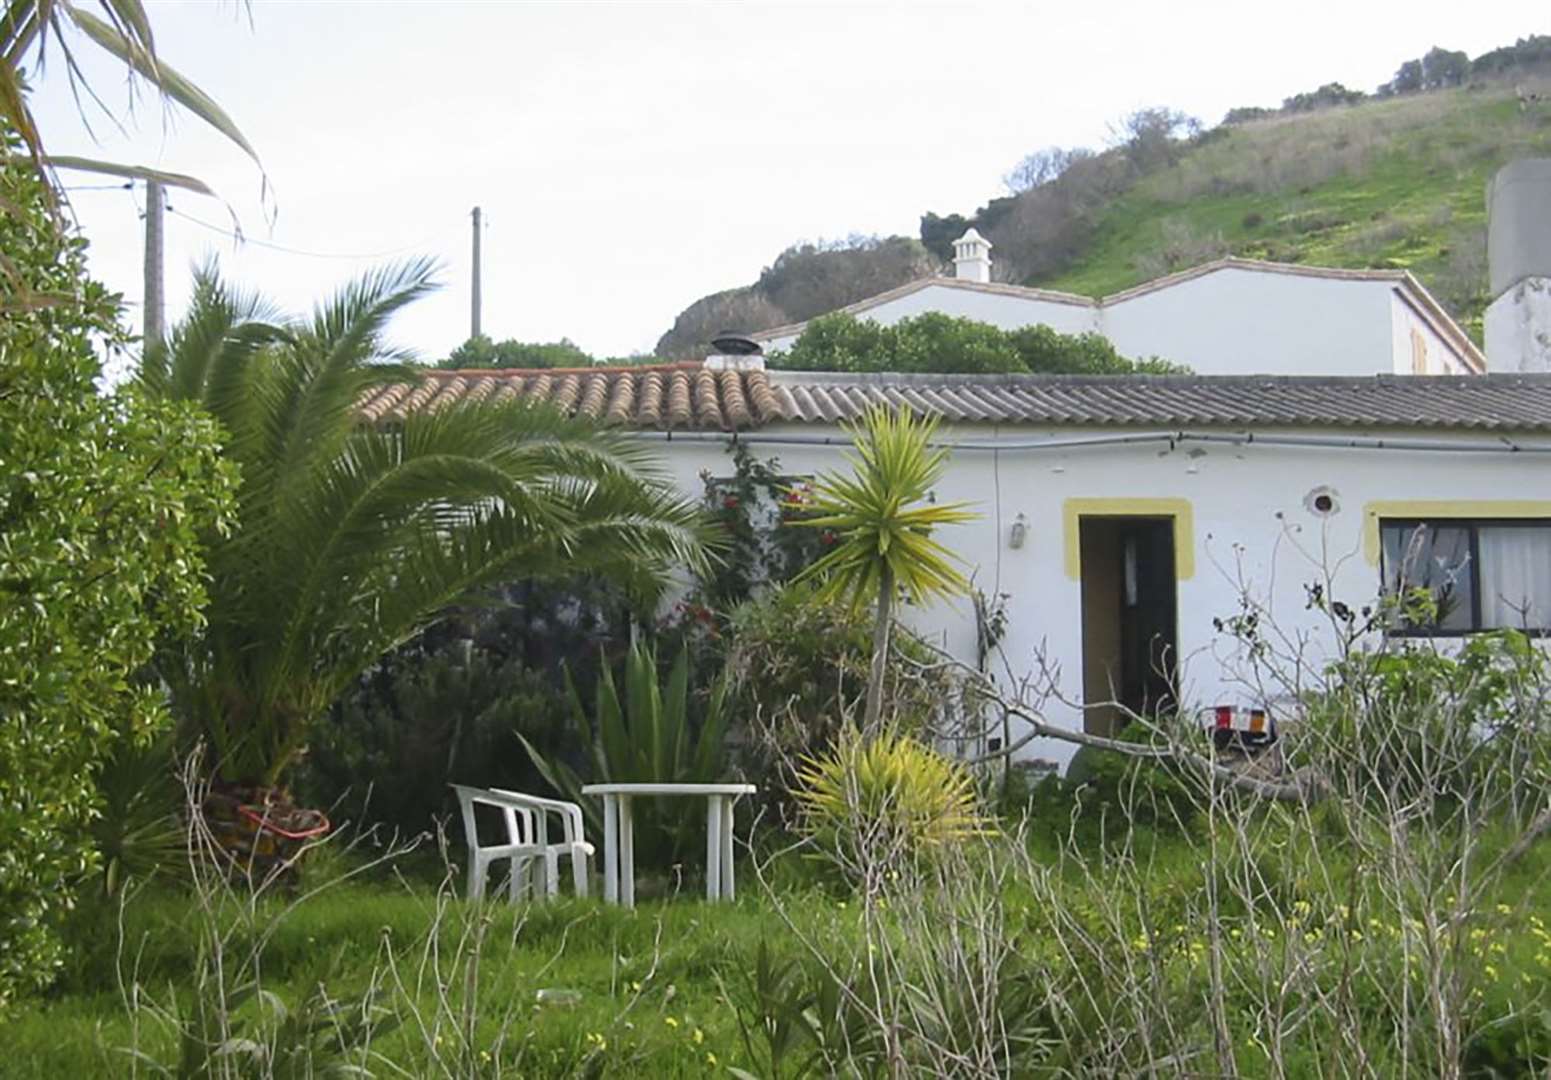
[165,203,449,261]
[63,181,134,192]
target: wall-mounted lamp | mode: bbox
[1008,512,1028,550]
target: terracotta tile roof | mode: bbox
[356,362,780,432]
[362,365,1551,435]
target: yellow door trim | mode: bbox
[1361,500,1551,564]
[1063,498,1194,580]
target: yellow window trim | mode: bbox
[1362,500,1551,565]
[1062,498,1194,581]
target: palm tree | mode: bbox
[792,406,976,730]
[2,1,261,195]
[139,260,715,790]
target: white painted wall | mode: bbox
[1101,268,1395,376]
[643,424,1551,769]
[1485,277,1551,373]
[759,283,1099,354]
[1389,293,1473,374]
[759,269,1471,377]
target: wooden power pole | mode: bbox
[143,178,165,348]
[470,205,482,339]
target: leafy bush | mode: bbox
[1302,629,1551,807]
[684,442,826,613]
[0,140,235,1006]
[302,646,574,838]
[772,311,1185,375]
[523,642,733,867]
[1053,721,1204,835]
[301,577,638,837]
[795,729,985,878]
[439,333,594,369]
[716,579,954,831]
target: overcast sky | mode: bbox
[32,1,1539,362]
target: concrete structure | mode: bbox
[752,251,1484,378]
[379,362,1551,771]
[1486,159,1551,373]
[952,227,994,284]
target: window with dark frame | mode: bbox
[1379,519,1551,635]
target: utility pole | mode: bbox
[143,178,165,348]
[470,205,482,340]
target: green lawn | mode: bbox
[6,805,1551,1077]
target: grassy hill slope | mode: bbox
[1030,81,1551,341]
[655,72,1551,354]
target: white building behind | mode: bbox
[753,246,1484,378]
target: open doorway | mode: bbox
[1079,517,1179,736]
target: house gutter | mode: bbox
[627,429,1551,455]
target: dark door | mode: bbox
[1117,519,1178,717]
[1080,516,1180,733]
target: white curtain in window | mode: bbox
[1478,527,1551,631]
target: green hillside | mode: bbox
[654,40,1551,356]
[1035,83,1551,340]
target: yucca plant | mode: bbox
[140,262,714,813]
[791,406,976,729]
[522,641,732,865]
[795,728,986,875]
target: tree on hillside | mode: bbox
[1003,146,1093,195]
[1282,82,1367,113]
[1421,46,1471,90]
[771,312,1186,376]
[0,139,235,1006]
[1472,35,1551,78]
[654,237,936,358]
[1111,107,1202,171]
[1386,58,1425,95]
[920,211,972,262]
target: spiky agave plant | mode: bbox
[791,406,976,730]
[795,727,986,875]
[140,261,716,794]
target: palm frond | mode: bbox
[793,405,977,610]
[141,265,714,784]
[68,6,260,167]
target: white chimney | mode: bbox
[1485,159,1551,373]
[952,227,993,284]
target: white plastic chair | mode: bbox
[450,784,593,901]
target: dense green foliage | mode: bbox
[772,311,1183,375]
[715,578,955,831]
[301,578,638,838]
[0,151,235,1005]
[654,236,937,358]
[684,442,827,613]
[523,642,734,867]
[440,334,595,369]
[139,263,712,786]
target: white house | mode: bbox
[752,232,1485,378]
[371,160,1551,770]
[367,360,1551,770]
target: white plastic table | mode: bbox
[581,782,757,908]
